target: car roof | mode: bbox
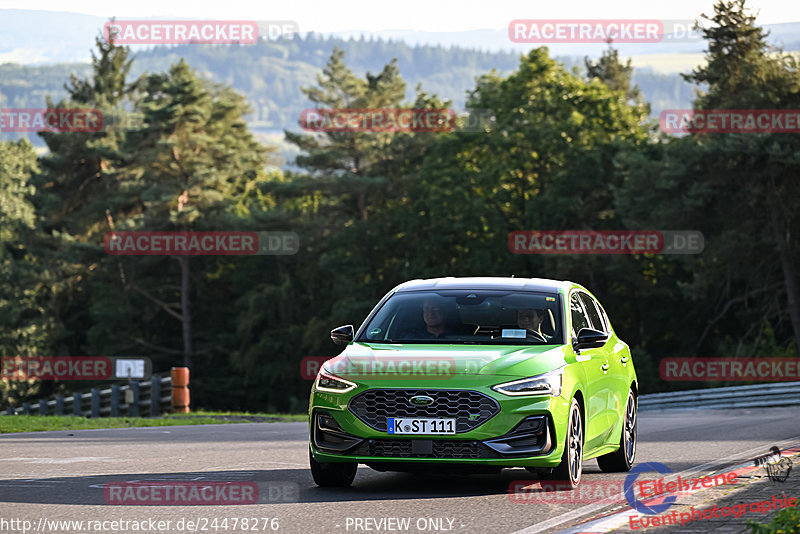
[393,277,575,294]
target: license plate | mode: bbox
[387,417,456,435]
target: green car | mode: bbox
[308,277,638,487]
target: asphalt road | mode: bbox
[1,407,798,534]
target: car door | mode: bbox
[579,292,623,448]
[570,291,613,451]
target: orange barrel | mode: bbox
[171,367,190,413]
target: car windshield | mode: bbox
[357,290,562,344]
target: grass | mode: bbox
[748,504,800,534]
[176,409,307,420]
[0,412,307,434]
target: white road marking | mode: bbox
[0,484,56,488]
[0,457,116,464]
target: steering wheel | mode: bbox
[524,329,547,342]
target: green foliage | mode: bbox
[0,139,56,407]
[3,1,799,412]
[747,504,800,534]
[0,414,303,434]
[671,0,800,357]
[0,35,696,150]
[585,45,648,112]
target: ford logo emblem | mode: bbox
[409,395,434,406]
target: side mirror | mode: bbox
[330,325,355,346]
[574,328,608,350]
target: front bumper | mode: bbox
[309,385,567,467]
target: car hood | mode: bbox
[323,342,568,379]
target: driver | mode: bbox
[401,297,453,340]
[420,298,449,339]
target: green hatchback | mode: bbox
[308,277,638,487]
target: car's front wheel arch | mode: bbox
[559,387,585,460]
[571,390,586,431]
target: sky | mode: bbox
[4,0,799,33]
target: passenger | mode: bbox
[517,308,552,340]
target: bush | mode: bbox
[748,504,800,534]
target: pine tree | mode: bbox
[0,140,57,407]
[687,0,800,354]
[585,44,648,112]
[109,59,276,368]
[683,0,774,108]
[284,47,406,222]
[36,34,141,239]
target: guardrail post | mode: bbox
[129,381,139,417]
[55,396,64,415]
[110,385,120,417]
[171,367,190,414]
[72,393,81,416]
[91,388,100,418]
[150,376,160,417]
[22,402,30,415]
[38,400,47,416]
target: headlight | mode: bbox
[491,367,564,397]
[314,370,357,393]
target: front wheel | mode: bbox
[309,447,357,487]
[597,389,637,472]
[540,397,583,487]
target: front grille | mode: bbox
[351,439,502,459]
[348,389,500,433]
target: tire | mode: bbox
[309,447,357,487]
[540,397,583,487]
[597,389,637,472]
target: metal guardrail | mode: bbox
[639,381,800,411]
[1,375,172,417]
[6,375,797,416]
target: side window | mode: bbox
[579,293,604,332]
[570,293,591,338]
[595,301,611,333]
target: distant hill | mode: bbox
[1,16,703,167]
[0,33,697,140]
[2,8,799,63]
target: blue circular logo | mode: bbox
[624,462,677,514]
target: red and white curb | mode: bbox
[509,440,800,534]
[555,444,800,534]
